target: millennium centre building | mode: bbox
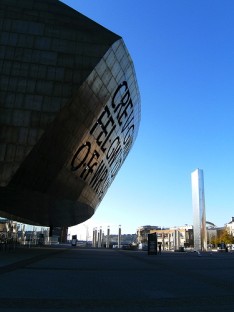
[191,168,207,251]
[0,0,141,229]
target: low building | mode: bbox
[226,217,234,236]
[136,225,193,250]
[136,225,160,244]
[101,234,137,248]
[150,226,193,251]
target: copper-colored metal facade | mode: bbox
[0,0,141,227]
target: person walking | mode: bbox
[158,243,162,255]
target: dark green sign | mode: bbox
[148,233,157,255]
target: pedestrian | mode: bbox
[158,243,161,255]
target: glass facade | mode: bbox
[191,168,207,251]
[0,0,141,227]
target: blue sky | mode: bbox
[61,0,234,238]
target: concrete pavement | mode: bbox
[1,246,234,311]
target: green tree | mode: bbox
[217,229,234,245]
[209,235,217,246]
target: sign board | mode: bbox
[148,233,157,255]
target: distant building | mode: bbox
[149,226,193,250]
[0,218,18,244]
[191,168,207,251]
[103,234,136,247]
[137,225,193,250]
[135,216,234,251]
[226,217,234,236]
[136,225,160,244]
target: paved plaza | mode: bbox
[1,246,234,311]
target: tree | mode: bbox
[217,229,234,245]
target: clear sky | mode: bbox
[61,0,234,239]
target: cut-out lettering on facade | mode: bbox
[71,81,135,199]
